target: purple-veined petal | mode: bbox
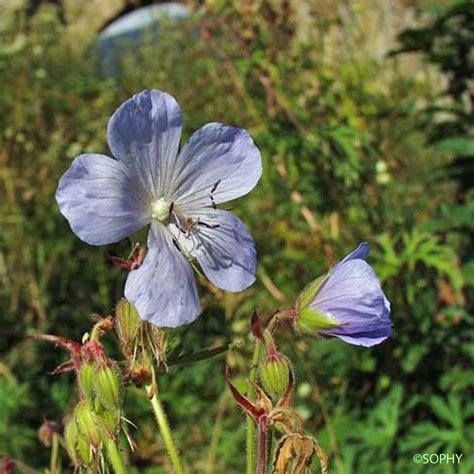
[170,209,257,292]
[312,259,391,346]
[107,89,183,197]
[56,153,150,245]
[169,123,262,212]
[124,223,200,327]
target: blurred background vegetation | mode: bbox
[1,0,473,472]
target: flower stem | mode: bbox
[105,438,126,474]
[146,384,185,474]
[49,433,59,474]
[246,338,263,474]
[256,423,269,474]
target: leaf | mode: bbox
[167,344,230,366]
[431,136,474,156]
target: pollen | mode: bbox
[151,197,171,221]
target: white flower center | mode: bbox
[151,198,171,221]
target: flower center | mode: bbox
[151,198,171,221]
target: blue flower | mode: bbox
[295,243,392,347]
[56,90,262,327]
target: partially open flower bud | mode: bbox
[294,243,392,347]
[74,401,101,448]
[78,362,97,402]
[115,299,141,350]
[94,364,121,410]
[260,351,292,400]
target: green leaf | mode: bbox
[168,344,230,366]
[431,136,474,156]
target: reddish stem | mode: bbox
[257,418,269,474]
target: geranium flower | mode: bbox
[56,90,262,327]
[295,243,392,346]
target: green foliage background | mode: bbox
[0,0,473,472]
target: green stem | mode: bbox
[105,438,126,474]
[246,338,263,474]
[50,433,59,474]
[146,384,185,474]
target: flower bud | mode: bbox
[97,407,120,436]
[130,356,153,388]
[64,418,93,467]
[0,458,15,474]
[78,362,97,401]
[259,351,292,400]
[38,420,60,447]
[94,364,121,410]
[74,401,101,448]
[294,243,392,347]
[115,299,141,349]
[64,419,79,465]
[77,435,94,466]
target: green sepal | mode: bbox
[297,307,340,335]
[296,273,328,311]
[115,299,141,347]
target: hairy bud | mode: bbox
[260,351,292,400]
[64,418,93,467]
[74,401,101,448]
[78,362,96,402]
[94,364,121,410]
[97,407,120,437]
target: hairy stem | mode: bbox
[105,438,126,474]
[246,338,263,474]
[146,384,185,474]
[256,422,269,474]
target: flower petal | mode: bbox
[56,154,150,245]
[169,123,262,211]
[312,259,391,346]
[335,332,390,347]
[107,89,183,197]
[340,242,370,264]
[124,223,200,327]
[171,209,257,292]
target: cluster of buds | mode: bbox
[35,317,125,471]
[115,299,168,390]
[227,313,328,474]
